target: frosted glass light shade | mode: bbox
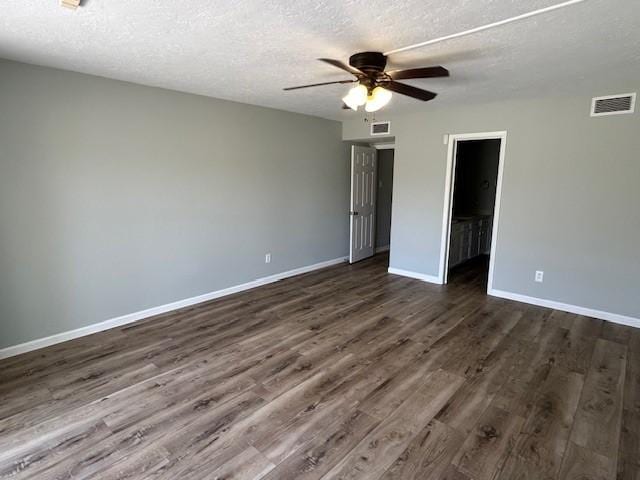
[365,87,392,112]
[342,84,368,110]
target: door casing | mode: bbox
[438,131,507,291]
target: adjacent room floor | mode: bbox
[0,254,637,480]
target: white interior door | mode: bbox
[350,145,377,263]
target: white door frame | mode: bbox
[372,143,395,150]
[437,131,507,291]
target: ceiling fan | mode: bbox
[282,1,588,113]
[283,51,449,112]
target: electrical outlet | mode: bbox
[535,271,544,283]
[265,253,271,264]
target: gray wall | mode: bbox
[0,59,349,349]
[343,94,640,319]
[376,149,394,248]
[452,140,500,216]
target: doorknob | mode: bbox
[350,211,359,216]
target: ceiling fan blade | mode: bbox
[283,79,355,91]
[388,66,449,80]
[385,81,437,101]
[318,58,363,76]
[342,102,353,110]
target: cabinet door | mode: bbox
[479,228,487,255]
[463,225,473,261]
[471,220,481,257]
[482,218,493,254]
[449,226,462,267]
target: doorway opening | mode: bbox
[375,147,394,255]
[439,132,506,291]
[349,144,394,265]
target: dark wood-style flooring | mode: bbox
[0,254,638,480]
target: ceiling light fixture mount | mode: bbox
[60,0,81,10]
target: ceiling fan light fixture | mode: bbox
[342,84,368,110]
[365,86,392,112]
[284,52,447,111]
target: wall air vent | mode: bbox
[590,93,636,117]
[370,121,391,136]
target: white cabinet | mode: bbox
[448,215,492,268]
[479,217,492,255]
[449,223,463,267]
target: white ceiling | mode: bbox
[1,0,639,120]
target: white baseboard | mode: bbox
[376,245,390,253]
[388,267,442,285]
[0,256,348,360]
[489,288,640,329]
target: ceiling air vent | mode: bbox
[370,121,391,136]
[590,93,636,117]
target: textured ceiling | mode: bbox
[1,0,639,120]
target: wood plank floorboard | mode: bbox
[0,254,638,480]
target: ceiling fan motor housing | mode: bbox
[349,52,387,75]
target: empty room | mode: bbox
[1,1,639,479]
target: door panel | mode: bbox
[350,146,377,263]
